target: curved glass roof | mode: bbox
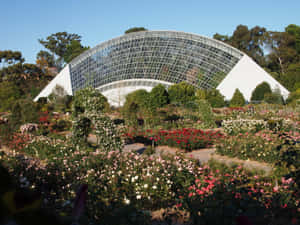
[69,31,244,93]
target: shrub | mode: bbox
[72,87,109,117]
[230,89,245,107]
[10,99,39,126]
[72,87,123,150]
[149,84,169,108]
[222,119,267,135]
[122,100,139,128]
[251,82,272,102]
[197,99,216,129]
[168,82,195,105]
[196,89,226,108]
[72,116,92,145]
[264,92,284,104]
[0,81,21,112]
[286,88,300,105]
[216,131,282,163]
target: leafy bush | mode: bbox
[197,99,216,129]
[72,116,92,145]
[10,99,39,127]
[149,84,169,108]
[168,82,195,105]
[0,81,21,112]
[216,130,300,165]
[251,82,272,102]
[196,89,226,108]
[72,86,109,117]
[72,87,123,150]
[263,89,284,105]
[216,131,282,163]
[230,89,245,107]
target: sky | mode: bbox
[1,0,300,63]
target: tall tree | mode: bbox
[0,50,24,68]
[213,25,267,65]
[36,50,55,67]
[63,40,89,63]
[39,32,82,68]
[230,89,245,107]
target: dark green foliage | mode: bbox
[215,24,300,92]
[168,82,196,105]
[125,27,147,34]
[0,50,24,67]
[10,99,39,128]
[197,99,216,129]
[230,89,245,107]
[286,88,300,105]
[72,116,92,145]
[39,32,81,58]
[72,87,109,117]
[149,84,169,108]
[125,89,149,108]
[63,40,89,63]
[263,89,284,105]
[122,89,159,128]
[52,119,71,132]
[36,50,55,67]
[10,101,23,127]
[251,82,272,102]
[214,25,267,65]
[197,89,226,108]
[122,100,139,128]
[0,81,21,112]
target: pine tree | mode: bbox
[230,89,246,107]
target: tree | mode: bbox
[230,89,245,107]
[39,32,82,67]
[250,82,272,102]
[282,63,300,91]
[263,88,284,105]
[149,84,169,108]
[72,87,109,118]
[125,27,147,34]
[0,81,21,112]
[285,24,300,54]
[0,50,24,68]
[63,40,89,63]
[36,50,55,67]
[196,89,226,108]
[214,25,268,65]
[168,82,196,105]
[286,88,300,105]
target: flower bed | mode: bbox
[152,128,223,151]
[124,128,223,151]
[1,147,299,225]
[222,119,267,135]
[216,130,300,164]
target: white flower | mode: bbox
[152,185,157,189]
[136,195,141,199]
[144,184,148,188]
[124,197,130,205]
